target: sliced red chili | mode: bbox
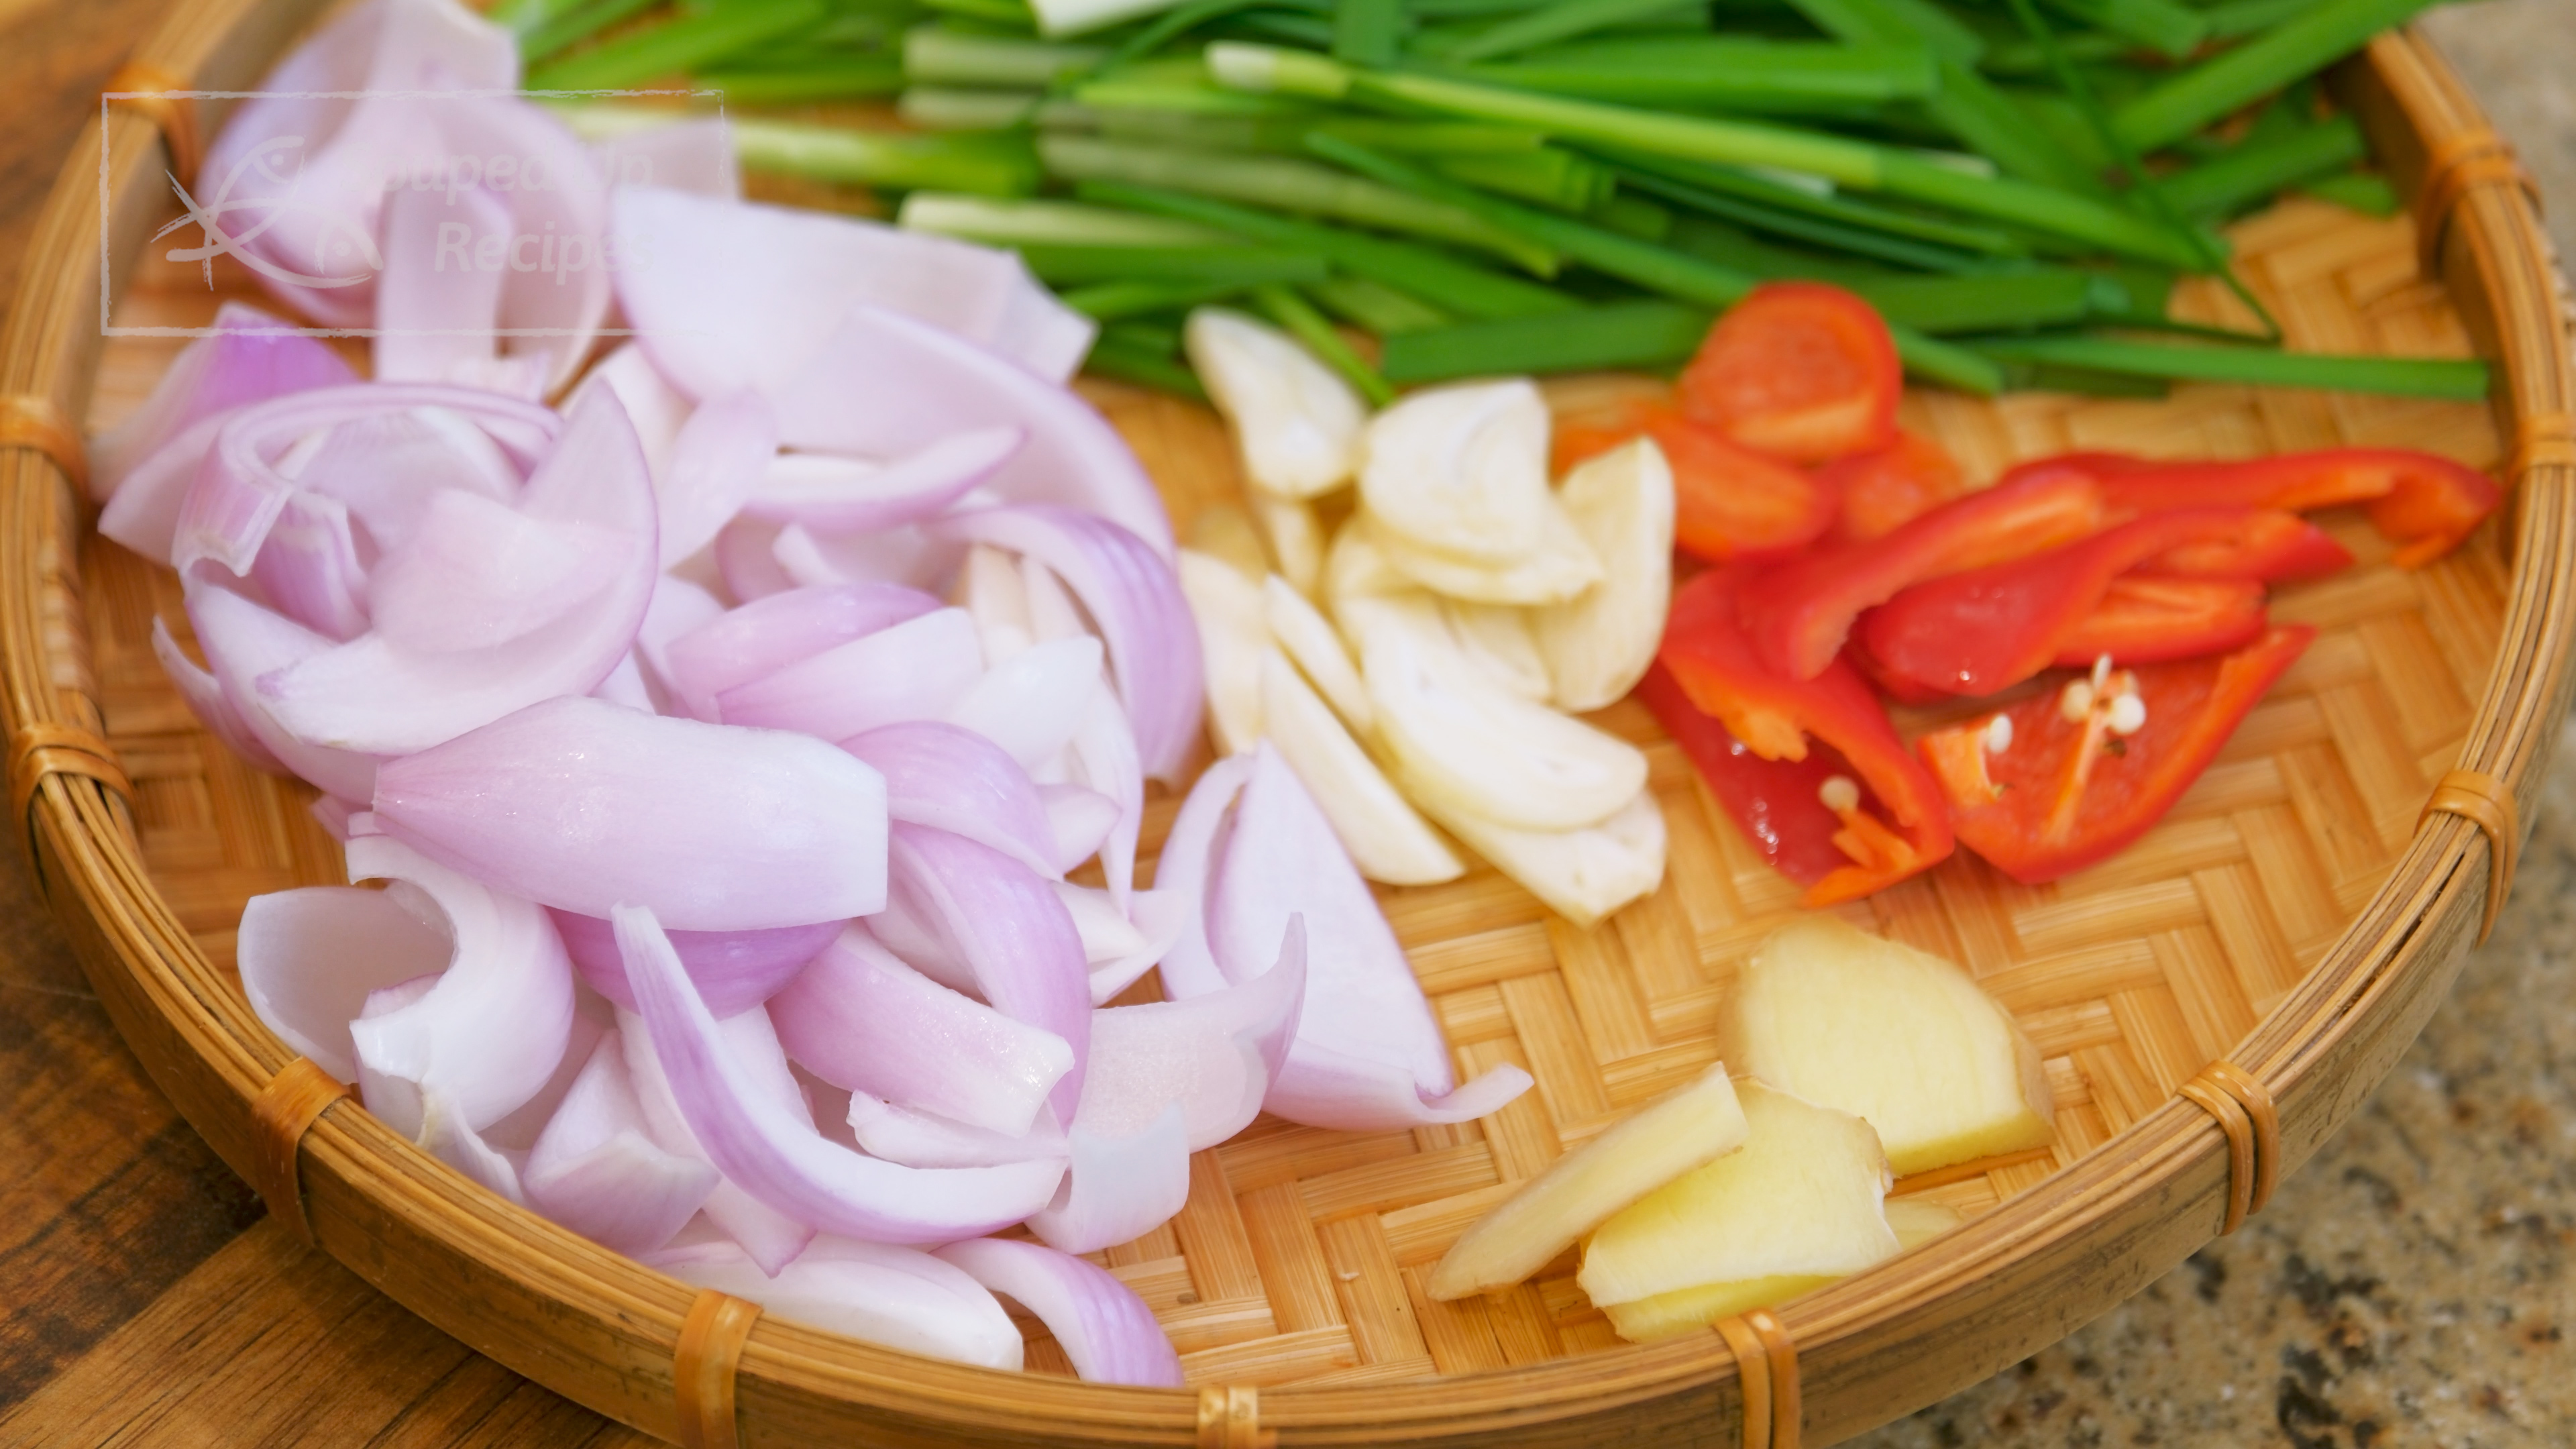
[1678,282,1900,464]
[2051,576,2268,667]
[1817,429,1966,545]
[1919,627,2314,883]
[1854,507,2328,698]
[2004,447,2500,568]
[1556,401,1836,563]
[1647,568,1953,906]
[1742,464,2109,681]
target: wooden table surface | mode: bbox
[3,3,2567,1446]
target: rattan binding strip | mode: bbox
[2178,1060,2279,1236]
[105,61,201,194]
[1712,1311,1800,1449]
[0,393,87,494]
[2420,767,2519,945]
[2511,412,2576,481]
[1198,1385,1273,1449]
[674,1289,763,1449]
[250,1056,349,1246]
[2414,126,2539,272]
[11,721,132,865]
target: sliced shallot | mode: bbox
[934,1238,1184,1387]
[619,904,1067,1244]
[374,694,889,931]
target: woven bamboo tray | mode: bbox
[7,2,2572,1442]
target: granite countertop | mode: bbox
[0,3,2567,1444]
[1851,7,2576,1441]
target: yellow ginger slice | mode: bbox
[1729,916,2054,1176]
[1579,1080,1897,1342]
[1430,1063,1746,1301]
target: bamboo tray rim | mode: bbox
[7,7,2572,1445]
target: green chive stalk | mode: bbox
[1208,44,2206,266]
[1782,0,2100,192]
[2035,0,2208,61]
[528,0,828,91]
[1611,162,1999,273]
[1088,332,1212,396]
[2110,0,2437,152]
[905,26,1108,87]
[1463,40,1941,113]
[2298,170,2398,216]
[700,56,908,103]
[1251,284,1398,402]
[1334,0,1405,65]
[899,87,1047,129]
[898,192,1234,245]
[1436,147,1616,213]
[1061,278,1252,318]
[1079,179,1580,317]
[520,0,660,65]
[1379,300,1714,380]
[1306,274,1454,331]
[1036,133,1562,273]
[731,118,1043,195]
[1435,0,1719,62]
[1020,244,1331,283]
[1305,133,2004,392]
[2159,114,2365,218]
[1602,147,2028,256]
[1967,335,2489,398]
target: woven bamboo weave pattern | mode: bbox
[81,191,2504,1390]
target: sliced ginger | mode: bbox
[1728,916,2053,1176]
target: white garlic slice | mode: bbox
[1532,437,1675,712]
[1185,308,1366,500]
[1353,594,1648,832]
[1358,379,1553,566]
[1175,549,1269,757]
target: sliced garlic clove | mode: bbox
[1441,598,1554,703]
[1359,379,1552,566]
[1354,594,1648,831]
[1185,307,1366,500]
[1252,491,1326,597]
[1175,549,1269,757]
[1264,574,1373,735]
[1366,500,1602,606]
[1408,786,1666,928]
[1535,437,1675,712]
[1322,515,1434,659]
[1260,649,1464,885]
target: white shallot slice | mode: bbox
[523,1032,718,1256]
[618,904,1067,1245]
[934,1238,1184,1387]
[373,694,890,932]
[657,1234,1024,1371]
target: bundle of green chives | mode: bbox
[519,0,2482,405]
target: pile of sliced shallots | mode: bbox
[108,0,1528,1383]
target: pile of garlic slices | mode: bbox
[1177,308,1678,926]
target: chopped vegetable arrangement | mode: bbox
[117,0,2509,1379]
[525,0,2479,404]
